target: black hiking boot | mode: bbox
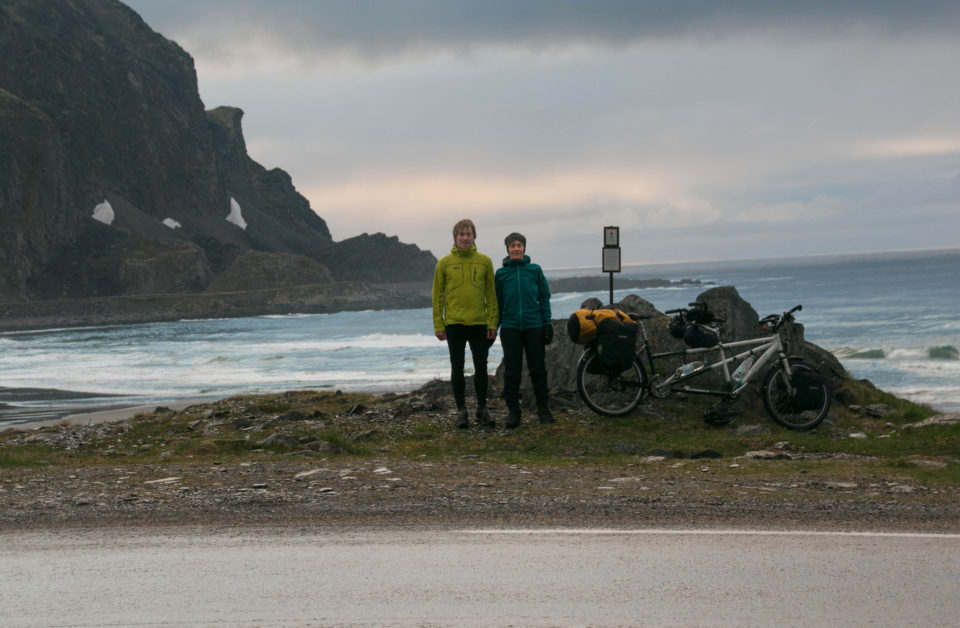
[476,406,495,428]
[537,407,555,424]
[455,407,469,429]
[505,408,521,429]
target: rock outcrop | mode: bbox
[501,287,847,407]
[207,251,333,293]
[315,233,438,283]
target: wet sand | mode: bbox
[0,387,193,430]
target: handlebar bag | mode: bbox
[595,317,638,372]
[567,308,632,345]
[790,368,827,410]
[668,313,687,339]
[683,323,718,348]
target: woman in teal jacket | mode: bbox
[495,232,553,428]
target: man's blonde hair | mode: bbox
[452,218,476,241]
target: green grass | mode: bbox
[1,379,957,487]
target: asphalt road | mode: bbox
[3,526,958,626]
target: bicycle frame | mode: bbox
[637,320,788,399]
[575,303,828,427]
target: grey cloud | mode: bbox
[126,1,960,61]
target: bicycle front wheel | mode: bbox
[762,362,831,430]
[577,353,648,416]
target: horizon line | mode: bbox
[542,244,960,274]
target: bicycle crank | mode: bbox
[648,374,671,399]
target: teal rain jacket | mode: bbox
[495,255,552,330]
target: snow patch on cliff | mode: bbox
[92,200,114,225]
[226,197,247,229]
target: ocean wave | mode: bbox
[227,334,439,354]
[0,323,127,337]
[844,348,886,359]
[752,276,794,283]
[258,313,322,320]
[887,348,931,360]
[929,346,959,360]
[833,345,958,360]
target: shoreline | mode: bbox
[0,281,432,333]
[0,383,406,430]
[0,401,198,430]
[0,387,201,430]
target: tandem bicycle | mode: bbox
[574,303,831,430]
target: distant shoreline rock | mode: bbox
[0,282,432,332]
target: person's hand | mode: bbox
[543,325,554,345]
[436,331,446,341]
[487,328,497,340]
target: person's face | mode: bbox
[507,240,525,260]
[455,227,475,250]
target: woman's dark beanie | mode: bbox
[504,232,526,250]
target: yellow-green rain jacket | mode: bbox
[432,246,498,333]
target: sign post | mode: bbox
[602,226,621,306]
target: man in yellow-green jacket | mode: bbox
[433,218,498,429]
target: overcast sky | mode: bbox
[123,0,960,270]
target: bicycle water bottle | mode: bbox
[676,361,703,377]
[732,356,754,384]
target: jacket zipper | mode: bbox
[515,265,523,320]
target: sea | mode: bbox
[1,247,957,424]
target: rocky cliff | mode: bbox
[0,0,435,305]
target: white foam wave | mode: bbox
[833,346,958,362]
[880,384,960,413]
[752,276,794,283]
[887,348,929,360]
[239,333,440,353]
[258,313,323,320]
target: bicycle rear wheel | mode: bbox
[762,362,831,430]
[577,353,648,416]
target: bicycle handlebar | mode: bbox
[760,304,804,331]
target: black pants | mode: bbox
[500,326,548,411]
[444,324,489,410]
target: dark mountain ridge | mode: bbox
[0,0,435,306]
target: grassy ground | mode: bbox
[3,377,957,489]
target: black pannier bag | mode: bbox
[790,367,826,410]
[683,323,718,348]
[595,317,638,372]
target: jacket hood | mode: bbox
[451,245,478,255]
[502,254,531,266]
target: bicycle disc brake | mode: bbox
[649,374,671,399]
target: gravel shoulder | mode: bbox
[3,387,959,533]
[4,457,959,533]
